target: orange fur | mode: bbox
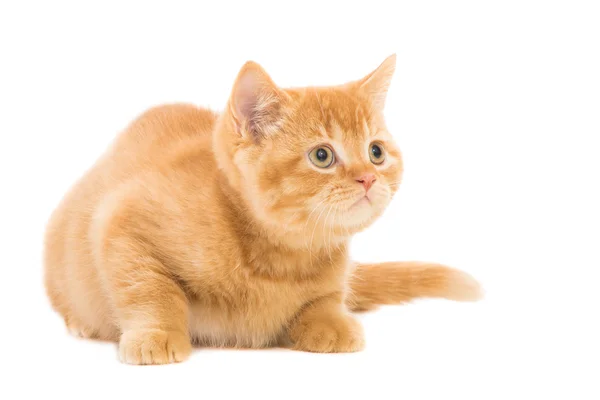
[347,262,482,312]
[44,55,481,364]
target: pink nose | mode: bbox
[355,174,376,192]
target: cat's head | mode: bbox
[214,55,403,246]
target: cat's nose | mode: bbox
[355,174,376,192]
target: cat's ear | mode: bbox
[229,61,287,139]
[357,54,396,111]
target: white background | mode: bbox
[1,1,599,399]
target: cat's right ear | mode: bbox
[229,61,287,140]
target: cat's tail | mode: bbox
[346,261,483,312]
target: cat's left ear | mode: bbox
[356,54,396,111]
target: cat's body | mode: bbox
[45,56,481,364]
[46,104,329,347]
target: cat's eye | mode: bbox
[308,146,335,168]
[369,143,385,165]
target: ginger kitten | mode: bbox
[44,55,481,364]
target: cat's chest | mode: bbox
[187,249,347,347]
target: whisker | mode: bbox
[304,198,326,226]
[303,197,328,241]
[323,206,333,262]
[329,207,338,263]
[308,204,328,268]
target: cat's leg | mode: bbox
[98,229,192,364]
[288,292,365,353]
[91,188,193,365]
[65,315,97,339]
[102,249,191,364]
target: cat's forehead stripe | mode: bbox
[306,88,371,140]
[329,122,345,142]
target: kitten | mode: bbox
[44,55,481,365]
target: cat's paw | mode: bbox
[119,329,191,365]
[290,314,365,353]
[65,319,95,339]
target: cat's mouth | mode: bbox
[350,195,371,210]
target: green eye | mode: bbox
[369,143,385,165]
[309,146,335,168]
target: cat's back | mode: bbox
[48,103,218,226]
[44,104,218,336]
[110,103,218,169]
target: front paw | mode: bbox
[290,314,365,353]
[119,329,191,365]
